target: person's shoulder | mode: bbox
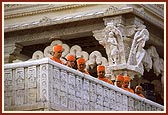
[139,94,145,98]
[50,56,55,60]
[85,70,90,75]
[129,88,134,93]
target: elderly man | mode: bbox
[135,85,145,98]
[50,44,64,64]
[77,58,90,75]
[122,76,134,93]
[97,65,113,85]
[115,75,124,88]
[66,54,76,69]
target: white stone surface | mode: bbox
[4,58,164,111]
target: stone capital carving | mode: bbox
[93,17,150,79]
[4,44,22,63]
[93,22,126,66]
[127,28,149,66]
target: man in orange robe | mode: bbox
[122,76,134,93]
[135,85,145,98]
[66,54,76,69]
[50,44,64,64]
[115,75,124,88]
[77,58,90,75]
[97,65,113,85]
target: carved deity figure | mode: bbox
[93,22,125,66]
[135,29,149,65]
[129,29,149,66]
[107,31,119,65]
[104,22,122,65]
[147,46,163,76]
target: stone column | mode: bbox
[93,15,149,80]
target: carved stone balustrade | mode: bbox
[4,58,164,111]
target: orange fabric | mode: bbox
[123,87,134,93]
[98,77,113,85]
[50,56,64,64]
[123,76,131,82]
[83,70,90,75]
[116,75,124,82]
[66,54,75,61]
[77,58,86,64]
[78,69,90,75]
[136,93,145,98]
[97,65,105,72]
[53,44,63,52]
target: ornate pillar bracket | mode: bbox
[4,43,25,63]
[93,15,149,79]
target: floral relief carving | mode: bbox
[15,68,25,90]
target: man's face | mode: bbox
[77,63,86,71]
[67,60,75,68]
[97,70,105,78]
[53,51,62,59]
[123,81,129,88]
[135,87,142,94]
[116,80,123,87]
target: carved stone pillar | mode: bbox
[93,15,149,80]
[4,43,29,63]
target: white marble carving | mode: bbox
[68,94,75,110]
[53,88,60,106]
[83,99,90,111]
[28,88,37,104]
[103,87,110,108]
[147,46,164,76]
[15,89,25,105]
[32,50,44,60]
[93,22,125,66]
[40,64,49,102]
[60,91,68,108]
[90,82,97,102]
[87,51,108,69]
[68,73,75,95]
[142,50,152,72]
[53,67,60,89]
[75,76,82,98]
[4,69,13,91]
[27,66,37,88]
[60,70,68,92]
[128,29,149,66]
[4,58,164,111]
[105,22,125,65]
[15,68,25,90]
[4,69,13,107]
[4,92,12,106]
[106,31,119,65]
[40,16,52,23]
[69,45,89,60]
[76,97,83,110]
[69,45,82,56]
[44,46,53,58]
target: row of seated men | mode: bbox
[50,44,145,98]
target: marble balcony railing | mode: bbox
[4,58,164,111]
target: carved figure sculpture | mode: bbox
[104,22,122,65]
[107,31,119,65]
[128,29,149,66]
[134,29,149,65]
